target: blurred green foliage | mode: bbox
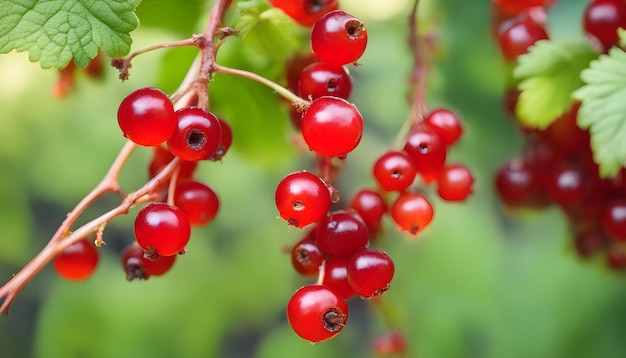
[1,0,625,357]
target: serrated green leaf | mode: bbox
[235,7,299,60]
[573,48,626,178]
[513,40,597,129]
[0,0,140,69]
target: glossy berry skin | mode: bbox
[390,191,434,235]
[311,10,368,65]
[347,250,394,298]
[167,107,222,161]
[539,103,589,156]
[423,108,463,146]
[584,0,626,51]
[122,245,176,280]
[134,202,191,259]
[301,96,363,157]
[437,164,474,201]
[321,256,357,300]
[286,284,349,342]
[403,124,447,183]
[298,62,352,100]
[545,163,590,210]
[315,210,369,257]
[497,17,548,61]
[372,151,417,192]
[173,181,220,227]
[210,118,233,161]
[291,234,325,276]
[53,238,99,281]
[600,199,626,242]
[494,157,542,207]
[117,87,176,146]
[269,0,338,27]
[349,189,388,236]
[275,171,331,228]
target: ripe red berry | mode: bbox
[583,0,626,52]
[600,198,626,242]
[315,210,369,257]
[372,151,418,192]
[497,16,549,61]
[494,157,542,207]
[311,10,368,65]
[275,171,331,228]
[403,124,447,183]
[437,164,475,201]
[349,189,388,236]
[121,245,176,281]
[390,191,434,235]
[346,249,394,298]
[286,284,349,342]
[545,162,590,210]
[269,0,338,27]
[134,202,191,259]
[321,256,358,300]
[493,0,554,18]
[173,181,220,227]
[210,117,233,161]
[298,62,353,100]
[291,229,325,276]
[423,108,464,146]
[372,331,407,356]
[148,145,198,181]
[167,107,222,161]
[117,87,176,146]
[573,230,606,259]
[53,238,99,281]
[301,96,363,157]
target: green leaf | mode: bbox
[513,39,597,129]
[0,0,140,69]
[573,48,626,178]
[235,4,300,60]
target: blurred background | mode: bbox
[1,0,625,357]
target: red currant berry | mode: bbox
[269,0,338,27]
[134,202,191,259]
[275,171,331,228]
[600,198,626,242]
[545,162,591,210]
[321,256,358,300]
[122,245,176,281]
[316,210,369,257]
[584,0,626,52]
[117,87,176,146]
[539,103,589,157]
[437,164,475,201]
[173,181,220,227]
[349,189,388,236]
[291,230,325,276]
[311,10,368,65]
[167,107,222,161]
[286,284,349,342]
[53,238,99,281]
[372,151,418,192]
[497,16,548,61]
[390,191,434,235]
[210,117,233,161]
[298,62,353,100]
[346,249,394,298]
[301,96,364,157]
[494,157,542,207]
[423,108,464,146]
[403,124,447,183]
[493,0,554,18]
[607,243,626,270]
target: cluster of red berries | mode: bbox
[271,2,474,343]
[53,87,230,281]
[492,0,626,269]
